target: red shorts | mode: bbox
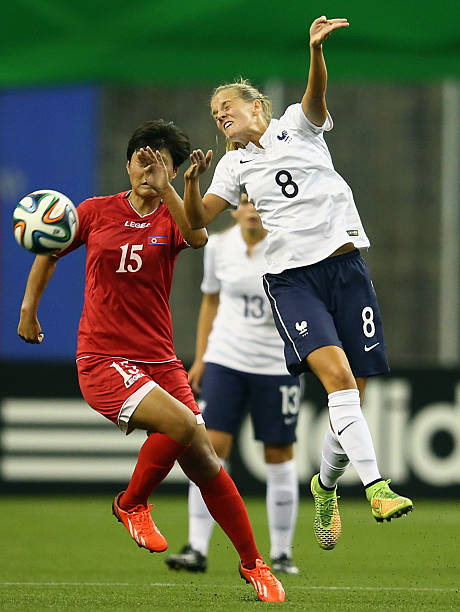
[77,355,201,433]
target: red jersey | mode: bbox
[59,191,188,361]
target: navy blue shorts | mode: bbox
[200,362,301,444]
[263,250,389,378]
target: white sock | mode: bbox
[188,458,228,556]
[319,426,350,489]
[266,459,298,560]
[328,389,381,486]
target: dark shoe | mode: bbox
[165,545,207,572]
[271,553,300,575]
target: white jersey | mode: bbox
[205,103,370,274]
[201,225,290,375]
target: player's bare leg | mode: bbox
[128,385,197,442]
[177,424,221,483]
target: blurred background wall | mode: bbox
[1,0,460,495]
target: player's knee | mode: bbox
[325,366,356,393]
[264,444,294,463]
[192,452,221,483]
[179,434,222,483]
[172,409,197,445]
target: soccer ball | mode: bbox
[13,190,78,254]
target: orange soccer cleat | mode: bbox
[112,491,168,552]
[239,558,286,603]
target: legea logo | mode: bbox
[124,220,151,229]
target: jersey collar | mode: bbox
[125,191,163,218]
[244,118,276,153]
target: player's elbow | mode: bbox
[189,230,208,249]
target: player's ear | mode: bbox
[253,99,262,114]
[126,161,130,174]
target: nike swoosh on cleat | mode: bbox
[337,420,358,436]
[240,159,254,164]
[364,342,380,352]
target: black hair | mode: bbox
[126,119,190,168]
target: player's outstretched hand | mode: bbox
[309,16,349,48]
[137,147,171,194]
[184,149,213,181]
[17,313,44,344]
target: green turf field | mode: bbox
[0,495,459,610]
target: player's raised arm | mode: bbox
[301,16,349,126]
[138,147,208,248]
[17,254,58,344]
[184,149,229,229]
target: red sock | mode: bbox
[198,467,261,568]
[120,433,189,510]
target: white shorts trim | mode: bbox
[117,381,205,434]
[263,276,302,361]
[117,381,157,434]
[76,355,178,364]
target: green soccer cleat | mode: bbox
[366,479,414,522]
[310,473,341,550]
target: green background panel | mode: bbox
[2,0,460,86]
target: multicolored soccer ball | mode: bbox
[13,190,78,254]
